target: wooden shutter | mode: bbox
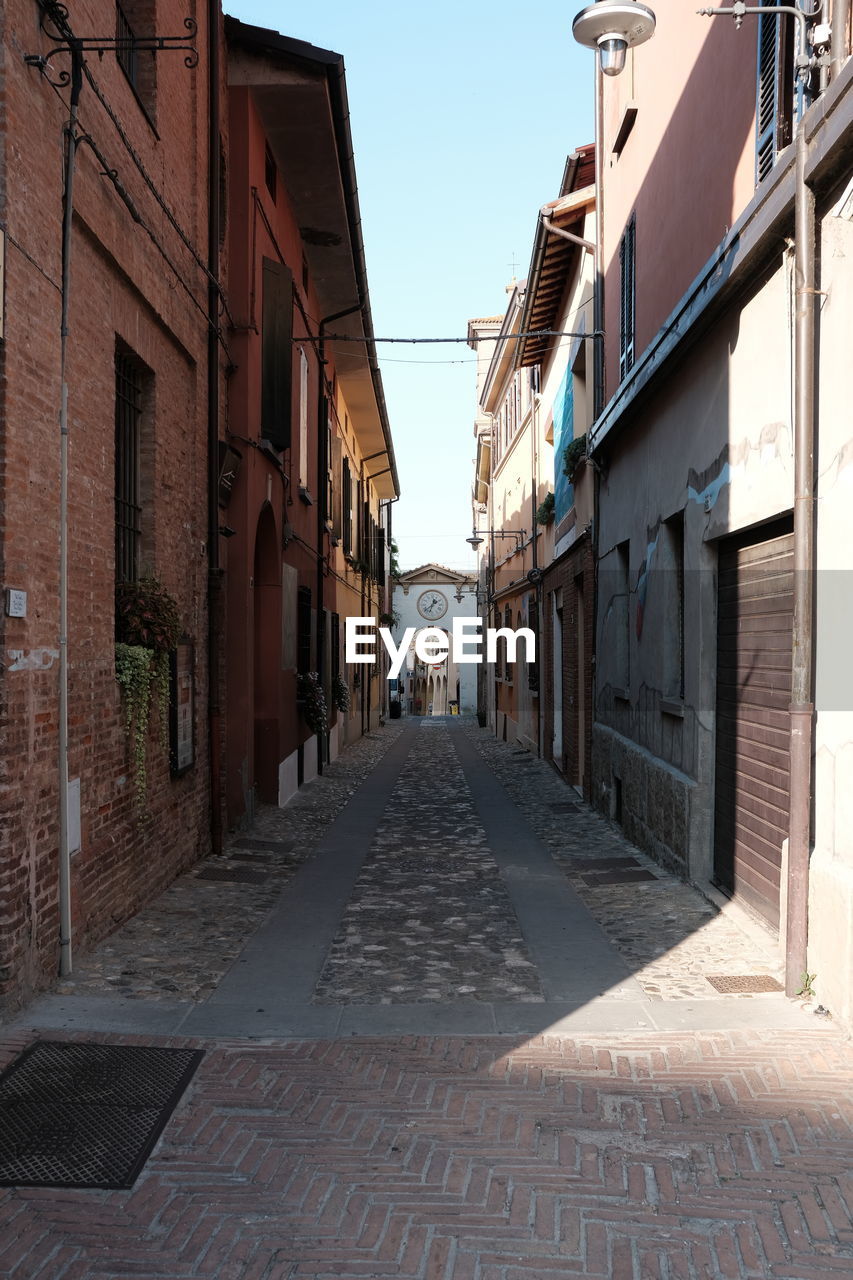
[261,258,292,450]
[755,6,794,184]
[331,436,343,539]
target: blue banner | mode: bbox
[553,366,575,525]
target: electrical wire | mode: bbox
[319,330,603,344]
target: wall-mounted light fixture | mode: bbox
[466,529,526,552]
[571,0,657,76]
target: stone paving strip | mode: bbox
[0,1026,851,1279]
[313,724,544,1005]
[467,724,786,1002]
[54,727,403,1003]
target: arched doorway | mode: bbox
[253,504,281,803]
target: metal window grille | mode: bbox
[619,215,636,380]
[115,350,143,583]
[115,2,138,88]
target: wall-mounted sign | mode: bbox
[169,640,195,775]
[217,442,242,507]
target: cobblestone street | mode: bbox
[3,718,851,1279]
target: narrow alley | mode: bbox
[3,719,852,1279]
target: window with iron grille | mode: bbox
[297,586,312,675]
[115,348,145,583]
[619,215,636,380]
[755,4,795,183]
[528,596,539,691]
[115,1,157,120]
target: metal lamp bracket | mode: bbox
[26,0,198,88]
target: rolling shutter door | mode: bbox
[713,519,793,928]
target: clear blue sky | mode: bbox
[224,1,594,571]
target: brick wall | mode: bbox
[0,0,223,1012]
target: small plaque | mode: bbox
[5,588,26,618]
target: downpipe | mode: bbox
[58,42,83,978]
[785,117,816,997]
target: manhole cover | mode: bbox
[195,867,268,885]
[706,974,784,993]
[232,837,294,853]
[0,1041,203,1189]
[581,868,657,886]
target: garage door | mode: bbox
[713,519,793,929]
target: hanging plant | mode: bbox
[562,433,588,482]
[378,610,400,628]
[535,492,555,526]
[114,577,182,808]
[297,671,328,734]
[332,671,351,713]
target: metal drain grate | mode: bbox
[706,974,784,994]
[195,866,268,884]
[0,1041,203,1189]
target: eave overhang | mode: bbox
[518,183,595,369]
[225,17,399,499]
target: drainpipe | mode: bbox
[831,0,850,78]
[207,0,223,856]
[541,217,596,254]
[57,40,83,978]
[786,114,816,997]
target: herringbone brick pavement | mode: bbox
[1,1028,852,1279]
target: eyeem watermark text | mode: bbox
[345,617,535,679]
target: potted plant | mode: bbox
[114,576,182,807]
[563,433,588,483]
[332,671,351,713]
[297,671,328,734]
[535,492,555,526]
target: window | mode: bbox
[663,512,685,700]
[756,3,795,183]
[261,258,292,450]
[298,347,310,486]
[342,457,352,555]
[528,596,539,691]
[619,215,636,380]
[615,541,630,693]
[114,347,148,583]
[264,143,277,203]
[115,1,157,120]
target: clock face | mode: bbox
[417,589,448,620]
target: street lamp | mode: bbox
[466,529,526,553]
[571,1,657,75]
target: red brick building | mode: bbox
[0,0,226,1012]
[222,18,398,825]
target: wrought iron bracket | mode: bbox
[26,1,198,78]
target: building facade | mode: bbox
[0,0,224,1012]
[222,18,398,823]
[583,0,853,1014]
[392,564,479,716]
